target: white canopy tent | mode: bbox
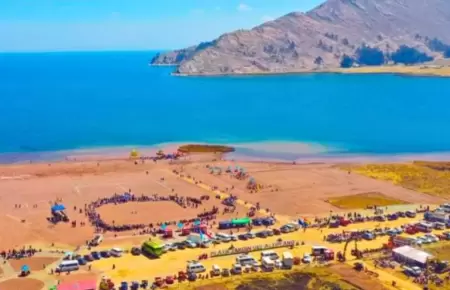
[392,245,433,266]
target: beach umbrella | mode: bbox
[130,149,139,158]
[21,265,30,272]
[161,223,167,230]
[177,222,184,229]
[193,219,201,226]
[51,204,66,211]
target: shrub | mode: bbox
[356,46,385,66]
[391,45,433,65]
[340,55,354,68]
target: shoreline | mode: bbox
[2,141,450,165]
[170,65,450,78]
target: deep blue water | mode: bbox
[1,51,450,160]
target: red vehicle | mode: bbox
[323,249,335,260]
[339,217,351,226]
[181,225,208,236]
[405,226,418,235]
[165,276,174,284]
[163,229,173,238]
[177,271,187,282]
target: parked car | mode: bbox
[184,240,197,248]
[424,234,439,243]
[83,254,94,262]
[77,258,87,265]
[91,251,101,260]
[100,251,111,258]
[302,254,312,264]
[406,211,417,218]
[404,266,422,277]
[238,234,248,241]
[256,231,268,238]
[245,232,256,239]
[131,247,141,256]
[221,268,230,277]
[417,236,431,244]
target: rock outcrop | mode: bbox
[151,0,450,75]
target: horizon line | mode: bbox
[0,49,172,54]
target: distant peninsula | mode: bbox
[151,0,450,76]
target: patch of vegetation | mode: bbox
[426,38,450,59]
[339,162,450,198]
[356,46,385,66]
[178,144,235,154]
[192,268,359,290]
[390,45,433,65]
[413,161,450,171]
[427,38,449,52]
[328,192,407,209]
[340,54,355,68]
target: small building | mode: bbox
[392,245,433,267]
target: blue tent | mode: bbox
[51,204,65,211]
[21,265,30,272]
[161,223,167,230]
[177,222,184,229]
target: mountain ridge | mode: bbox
[150,0,450,75]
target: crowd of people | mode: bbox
[84,192,219,233]
[0,246,40,260]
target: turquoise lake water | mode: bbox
[1,51,450,162]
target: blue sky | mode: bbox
[0,0,324,52]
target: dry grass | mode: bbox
[424,242,450,261]
[328,192,407,209]
[336,65,450,77]
[340,162,450,198]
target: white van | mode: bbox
[215,233,232,242]
[261,250,279,261]
[56,260,79,272]
[231,263,243,274]
[282,252,293,269]
[211,264,221,276]
[110,248,123,257]
[186,261,206,273]
[261,257,275,271]
[236,254,256,266]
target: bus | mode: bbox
[142,240,165,258]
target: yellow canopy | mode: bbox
[130,149,139,158]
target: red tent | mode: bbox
[57,279,96,290]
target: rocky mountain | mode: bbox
[150,0,450,75]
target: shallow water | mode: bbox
[1,51,450,162]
